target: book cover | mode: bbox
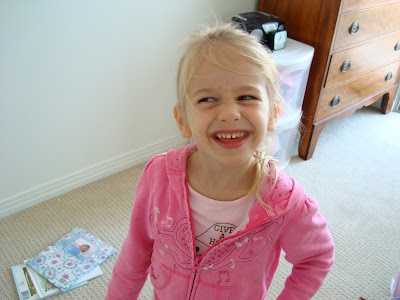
[11,264,39,300]
[25,260,102,299]
[26,227,115,292]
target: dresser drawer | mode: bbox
[333,2,400,49]
[325,31,400,89]
[316,61,400,121]
[342,0,396,11]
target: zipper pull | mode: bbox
[193,256,200,274]
[189,256,201,299]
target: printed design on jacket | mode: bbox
[200,215,285,272]
[150,207,285,276]
[150,212,194,270]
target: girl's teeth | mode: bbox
[216,132,245,139]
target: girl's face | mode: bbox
[175,56,276,168]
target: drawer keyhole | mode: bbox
[349,21,359,34]
[341,60,351,73]
[331,96,341,107]
[395,41,400,51]
[385,72,393,81]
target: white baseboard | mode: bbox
[0,135,188,220]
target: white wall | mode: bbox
[0,1,258,219]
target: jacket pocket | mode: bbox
[150,264,171,290]
[151,263,193,299]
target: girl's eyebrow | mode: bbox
[191,88,216,95]
[192,85,261,95]
[236,85,262,92]
[189,88,218,99]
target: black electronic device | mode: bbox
[232,11,287,51]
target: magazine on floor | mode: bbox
[26,227,115,292]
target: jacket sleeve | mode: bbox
[106,161,155,300]
[277,194,335,300]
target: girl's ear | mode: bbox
[174,105,192,139]
[267,102,280,132]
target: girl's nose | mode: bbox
[217,101,241,122]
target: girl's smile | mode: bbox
[211,130,250,149]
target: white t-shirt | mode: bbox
[188,184,256,256]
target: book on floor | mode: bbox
[26,227,115,292]
[11,263,41,300]
[25,260,103,299]
[11,263,87,300]
[11,262,103,300]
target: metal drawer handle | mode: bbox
[349,21,359,34]
[331,95,341,107]
[385,72,393,81]
[341,60,351,73]
[395,41,400,51]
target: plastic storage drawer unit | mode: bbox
[266,38,314,168]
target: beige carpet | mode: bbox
[1,106,399,299]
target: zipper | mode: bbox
[189,256,201,297]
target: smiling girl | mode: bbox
[106,23,334,300]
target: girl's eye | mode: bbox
[238,95,256,101]
[198,97,216,103]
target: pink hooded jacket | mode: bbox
[106,145,334,300]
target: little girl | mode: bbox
[107,23,334,300]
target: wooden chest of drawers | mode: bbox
[259,0,400,159]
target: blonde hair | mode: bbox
[177,23,280,212]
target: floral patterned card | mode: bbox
[26,227,115,292]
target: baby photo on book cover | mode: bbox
[64,238,98,262]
